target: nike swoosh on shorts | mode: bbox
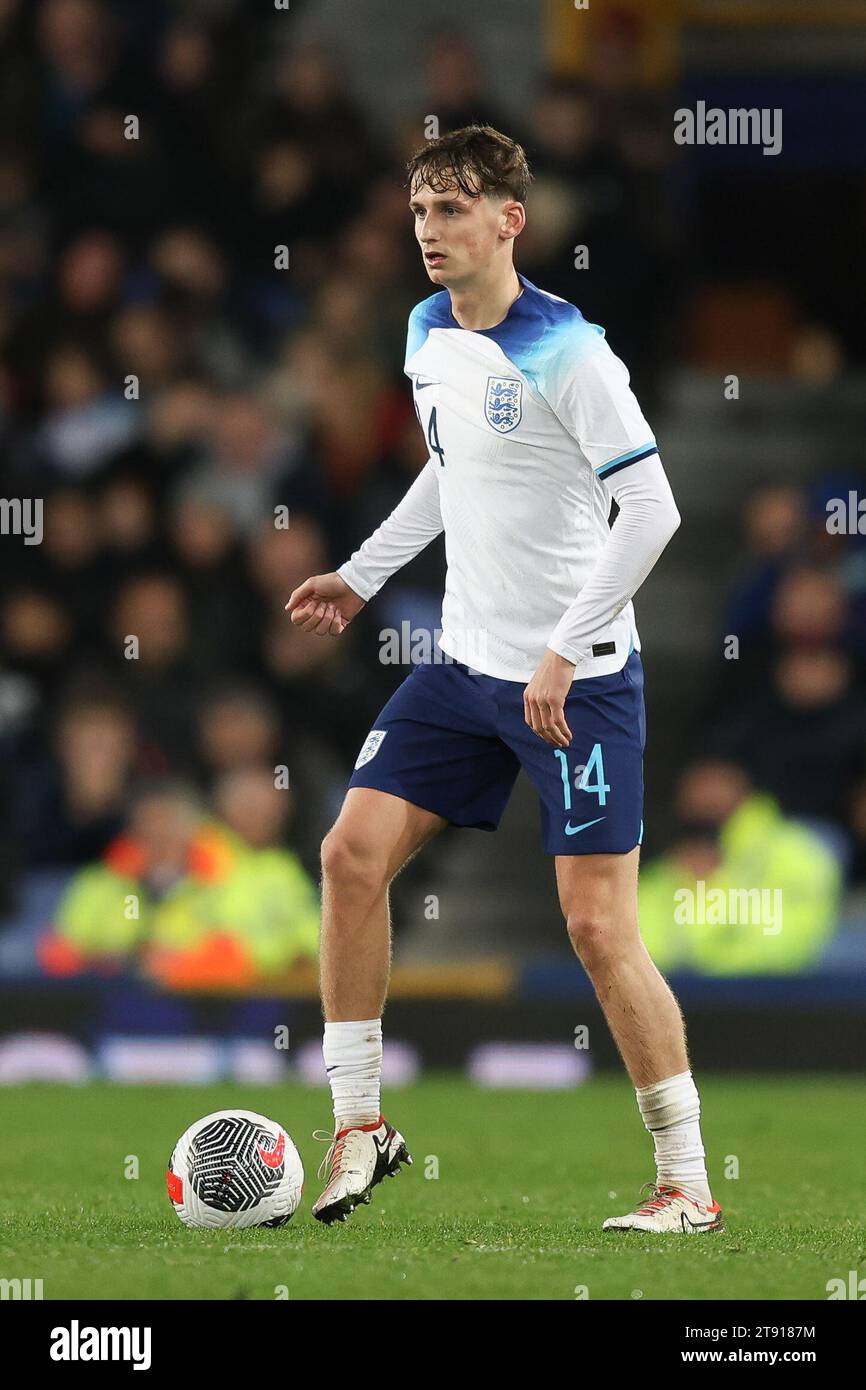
[564,817,606,836]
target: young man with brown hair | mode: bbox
[287,125,723,1235]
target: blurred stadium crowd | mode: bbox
[0,0,864,985]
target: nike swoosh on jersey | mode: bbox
[413,378,438,389]
[564,817,606,836]
[257,1132,285,1169]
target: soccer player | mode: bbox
[287,126,723,1234]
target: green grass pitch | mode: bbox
[0,1075,862,1301]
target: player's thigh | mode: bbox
[349,660,519,833]
[554,846,641,946]
[322,786,447,885]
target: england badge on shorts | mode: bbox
[355,729,387,769]
[484,375,522,433]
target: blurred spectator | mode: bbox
[108,572,199,770]
[723,486,809,648]
[179,391,309,538]
[15,682,137,869]
[168,493,257,672]
[639,761,842,974]
[38,778,222,975]
[419,32,513,138]
[197,686,283,783]
[39,776,319,987]
[29,340,139,476]
[153,16,238,231]
[195,679,341,870]
[205,764,321,972]
[710,646,866,834]
[97,472,163,575]
[247,511,329,603]
[16,486,103,645]
[250,43,383,197]
[0,585,74,699]
[109,302,184,389]
[3,228,124,422]
[772,568,847,650]
[522,74,672,396]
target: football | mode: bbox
[166,1109,303,1229]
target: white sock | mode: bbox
[635,1069,713,1206]
[323,1019,383,1132]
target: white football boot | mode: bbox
[311,1114,412,1224]
[603,1182,724,1234]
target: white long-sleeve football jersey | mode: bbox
[338,272,679,682]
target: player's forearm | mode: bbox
[547,456,681,664]
[337,459,444,602]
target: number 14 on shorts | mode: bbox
[554,744,610,809]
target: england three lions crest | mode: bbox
[484,376,522,433]
[354,729,387,769]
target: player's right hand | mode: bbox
[285,573,366,636]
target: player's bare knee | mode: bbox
[320,826,388,898]
[565,910,622,968]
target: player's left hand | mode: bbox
[524,649,575,747]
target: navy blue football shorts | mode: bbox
[348,651,646,855]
